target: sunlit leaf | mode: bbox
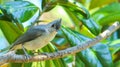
[75,56,85,67]
[79,25,95,38]
[61,26,113,67]
[0,29,9,54]
[59,2,90,19]
[81,18,101,35]
[23,0,42,10]
[92,3,120,25]
[109,39,120,54]
[89,0,116,9]
[38,43,67,67]
[0,1,39,23]
[61,26,102,67]
[10,63,23,67]
[0,20,23,44]
[40,0,57,12]
[91,43,113,67]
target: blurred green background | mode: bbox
[0,0,120,67]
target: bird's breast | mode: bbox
[23,31,57,50]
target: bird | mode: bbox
[6,19,61,58]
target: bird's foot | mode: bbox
[24,53,31,62]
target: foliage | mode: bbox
[0,0,120,67]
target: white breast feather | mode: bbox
[24,31,57,50]
[15,31,57,50]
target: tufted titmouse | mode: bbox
[1,19,61,57]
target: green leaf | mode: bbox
[92,3,120,25]
[61,26,102,67]
[23,0,42,10]
[0,20,23,44]
[61,26,113,67]
[0,1,39,23]
[75,56,85,67]
[81,18,101,35]
[0,14,11,21]
[91,43,113,67]
[99,13,120,25]
[75,2,90,19]
[60,2,101,35]
[61,2,91,31]
[38,43,67,67]
[77,49,102,67]
[109,39,120,54]
[60,2,90,19]
[92,2,120,13]
[23,62,32,67]
[39,0,57,12]
[89,0,116,9]
[0,29,9,54]
[0,0,13,4]
[10,63,23,67]
[79,25,95,38]
[62,7,80,31]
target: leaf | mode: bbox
[81,18,101,35]
[0,14,11,21]
[0,1,39,23]
[61,26,102,67]
[10,63,23,67]
[62,7,81,30]
[99,13,120,25]
[38,0,57,12]
[0,29,9,54]
[77,49,102,67]
[0,0,13,4]
[0,20,23,44]
[61,26,113,67]
[23,62,32,67]
[59,2,90,19]
[89,0,116,9]
[75,56,85,67]
[38,43,67,67]
[109,39,120,54]
[92,3,120,25]
[75,2,90,19]
[60,2,101,35]
[23,0,42,10]
[91,43,113,67]
[92,3,120,13]
[61,2,91,32]
[79,25,95,38]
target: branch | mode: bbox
[0,21,120,65]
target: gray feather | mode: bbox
[10,25,46,49]
[10,19,61,50]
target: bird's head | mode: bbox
[47,19,61,33]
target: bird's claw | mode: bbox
[24,54,31,61]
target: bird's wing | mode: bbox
[10,26,45,49]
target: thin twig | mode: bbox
[0,21,120,66]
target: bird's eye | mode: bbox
[51,24,55,27]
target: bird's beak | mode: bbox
[48,18,62,31]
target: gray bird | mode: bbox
[4,19,61,58]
